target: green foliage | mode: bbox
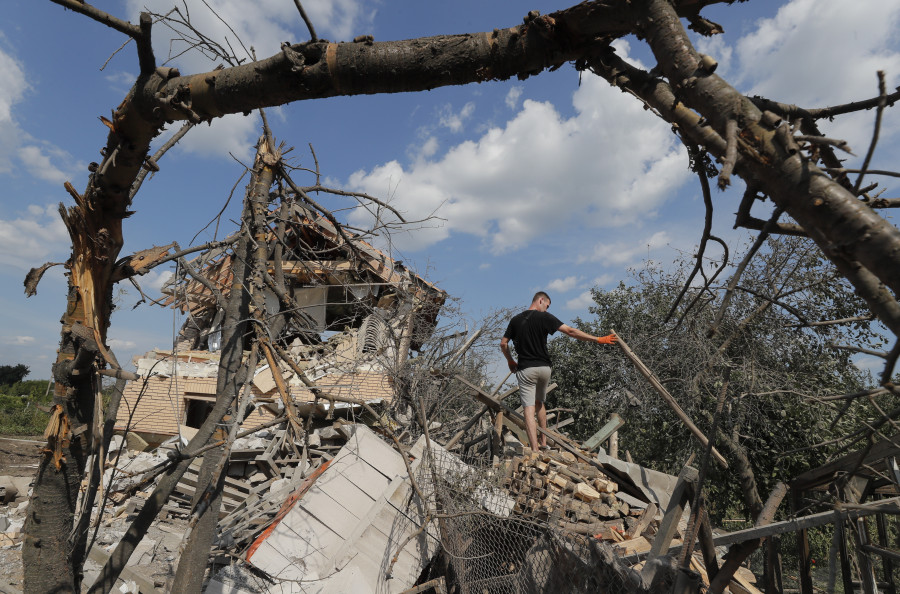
[0,379,52,434]
[0,364,30,386]
[548,236,885,523]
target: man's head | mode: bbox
[531,291,551,312]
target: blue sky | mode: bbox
[1,0,899,379]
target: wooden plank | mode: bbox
[443,376,519,450]
[792,438,900,491]
[712,496,900,547]
[626,502,658,539]
[614,536,652,556]
[455,374,643,501]
[87,546,162,594]
[583,413,625,452]
[649,465,697,560]
[612,332,727,468]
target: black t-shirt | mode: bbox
[504,310,564,370]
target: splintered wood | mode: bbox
[502,450,638,538]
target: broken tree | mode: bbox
[23,0,900,591]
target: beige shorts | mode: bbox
[517,366,551,408]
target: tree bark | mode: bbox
[170,135,277,593]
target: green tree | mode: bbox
[0,364,29,386]
[549,236,886,521]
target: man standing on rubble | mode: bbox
[500,291,617,451]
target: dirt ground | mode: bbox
[0,437,42,478]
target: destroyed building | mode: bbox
[115,207,446,443]
[5,159,891,594]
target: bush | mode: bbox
[0,380,52,434]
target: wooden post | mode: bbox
[612,331,728,468]
[491,410,504,465]
[836,518,856,594]
[649,465,698,560]
[582,413,624,452]
[764,535,784,594]
[609,430,618,459]
[792,490,814,594]
[877,511,896,594]
[853,516,879,594]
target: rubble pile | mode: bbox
[504,451,646,538]
[0,405,771,593]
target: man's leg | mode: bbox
[523,405,539,451]
[517,367,541,451]
[533,367,551,448]
[535,401,548,448]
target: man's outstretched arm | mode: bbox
[558,324,617,344]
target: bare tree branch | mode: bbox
[854,71,888,194]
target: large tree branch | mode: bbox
[585,46,900,339]
[636,0,900,300]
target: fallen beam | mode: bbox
[613,331,728,468]
[621,496,900,567]
[583,413,625,452]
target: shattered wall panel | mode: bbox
[244,426,439,593]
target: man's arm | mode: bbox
[558,324,617,344]
[500,337,518,372]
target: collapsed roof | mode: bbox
[163,205,446,354]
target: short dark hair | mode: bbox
[532,291,550,304]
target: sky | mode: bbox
[1,0,899,379]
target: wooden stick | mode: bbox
[613,331,728,468]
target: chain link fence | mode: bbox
[413,445,675,594]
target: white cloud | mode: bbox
[140,269,174,294]
[0,45,80,184]
[732,0,900,147]
[853,354,883,373]
[547,276,580,293]
[0,204,70,270]
[438,102,475,133]
[175,112,260,162]
[565,291,594,311]
[582,231,671,266]
[108,338,137,350]
[505,87,523,110]
[3,336,35,345]
[347,60,689,253]
[419,137,439,160]
[591,274,614,288]
[0,46,28,175]
[0,47,27,124]
[17,145,69,185]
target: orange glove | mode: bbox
[596,334,617,344]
